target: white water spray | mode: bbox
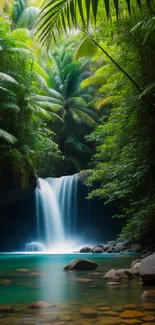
[26,174,78,253]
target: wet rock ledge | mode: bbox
[79,240,143,254]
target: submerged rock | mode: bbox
[0,305,14,313]
[0,279,11,284]
[79,307,98,317]
[96,316,121,324]
[119,310,144,318]
[28,301,56,309]
[15,268,29,272]
[74,278,92,282]
[107,281,121,285]
[139,253,155,284]
[64,258,98,271]
[80,247,92,253]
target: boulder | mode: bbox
[107,246,115,253]
[103,244,114,251]
[104,267,139,281]
[131,244,142,253]
[139,253,155,284]
[130,259,141,268]
[133,263,140,269]
[142,251,152,259]
[91,245,104,253]
[115,269,129,279]
[125,267,139,277]
[64,259,98,271]
[80,247,92,253]
[115,241,130,252]
[103,269,120,282]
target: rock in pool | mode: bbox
[139,252,155,284]
[28,301,57,309]
[130,259,141,268]
[64,258,98,271]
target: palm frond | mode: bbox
[70,108,97,128]
[36,0,148,45]
[0,129,17,143]
[81,75,105,88]
[17,6,40,29]
[35,94,63,106]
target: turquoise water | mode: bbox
[0,253,148,305]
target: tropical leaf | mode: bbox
[71,108,97,128]
[65,136,93,154]
[66,97,87,109]
[0,102,20,112]
[36,101,63,112]
[11,28,31,42]
[139,83,155,98]
[74,37,98,61]
[35,94,63,106]
[17,6,40,29]
[0,129,17,143]
[97,97,113,109]
[99,83,112,93]
[36,0,150,44]
[81,75,105,88]
[48,88,64,102]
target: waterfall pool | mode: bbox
[0,253,155,324]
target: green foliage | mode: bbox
[0,17,61,189]
[37,0,154,45]
[87,11,155,241]
[44,44,99,174]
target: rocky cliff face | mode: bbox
[0,164,37,206]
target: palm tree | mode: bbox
[0,19,61,151]
[36,0,153,45]
[44,46,99,174]
[47,48,98,127]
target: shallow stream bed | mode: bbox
[0,253,155,324]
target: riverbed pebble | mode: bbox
[120,310,144,318]
[79,307,98,317]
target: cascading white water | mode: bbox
[26,242,45,252]
[47,175,78,237]
[27,174,78,253]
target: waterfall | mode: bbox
[27,174,78,252]
[26,242,45,252]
